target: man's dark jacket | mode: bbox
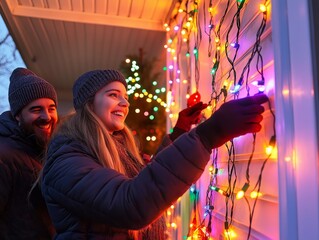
[0,111,53,239]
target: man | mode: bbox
[0,67,58,239]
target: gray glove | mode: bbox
[196,94,268,149]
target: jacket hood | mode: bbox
[46,134,93,165]
[0,111,41,152]
[0,111,22,137]
[47,134,71,158]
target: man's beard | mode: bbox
[19,117,55,148]
[34,129,51,148]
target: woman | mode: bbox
[41,69,268,239]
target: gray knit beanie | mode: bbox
[73,69,127,110]
[9,67,58,116]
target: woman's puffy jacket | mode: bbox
[41,129,211,239]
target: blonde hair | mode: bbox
[55,102,144,174]
[55,102,145,238]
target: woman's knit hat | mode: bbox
[9,67,58,116]
[73,69,127,110]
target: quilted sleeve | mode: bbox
[42,129,211,230]
[0,153,13,213]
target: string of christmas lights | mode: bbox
[163,0,275,239]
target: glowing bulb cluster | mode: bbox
[146,135,157,142]
[124,58,167,123]
[236,182,250,199]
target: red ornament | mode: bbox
[187,91,201,107]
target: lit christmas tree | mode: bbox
[120,50,167,155]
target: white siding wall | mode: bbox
[272,0,319,239]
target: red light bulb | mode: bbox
[187,92,201,107]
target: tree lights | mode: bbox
[120,55,167,155]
